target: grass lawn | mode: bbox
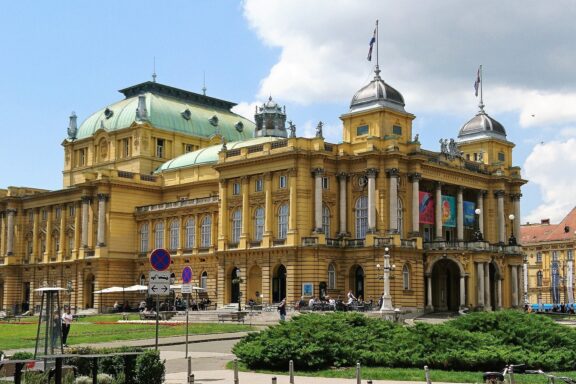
[230,361,576,383]
[0,314,253,350]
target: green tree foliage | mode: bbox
[135,350,165,384]
[232,311,576,372]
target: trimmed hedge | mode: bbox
[232,311,576,371]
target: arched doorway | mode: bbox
[231,268,240,303]
[84,274,95,309]
[272,265,286,303]
[431,259,460,312]
[247,265,262,303]
[488,261,500,311]
[349,265,365,300]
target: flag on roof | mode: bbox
[367,28,376,61]
[474,66,481,97]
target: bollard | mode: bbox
[424,365,431,384]
[189,374,194,384]
[289,359,294,384]
[272,377,277,384]
[356,362,361,384]
[234,359,239,384]
[187,356,192,383]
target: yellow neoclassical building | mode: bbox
[0,65,527,314]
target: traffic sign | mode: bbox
[149,271,170,296]
[150,248,171,271]
[181,284,192,294]
[182,266,193,284]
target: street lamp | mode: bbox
[508,214,517,245]
[377,247,395,312]
[474,208,483,241]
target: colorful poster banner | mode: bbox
[464,201,476,227]
[441,195,456,227]
[419,192,434,224]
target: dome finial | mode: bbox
[152,57,157,83]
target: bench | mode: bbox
[217,312,247,323]
[139,311,176,320]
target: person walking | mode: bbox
[278,298,287,321]
[61,306,73,347]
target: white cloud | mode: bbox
[523,139,576,223]
[232,102,259,123]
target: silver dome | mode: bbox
[350,67,405,113]
[458,109,507,141]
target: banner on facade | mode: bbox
[464,201,476,227]
[419,191,434,224]
[441,195,456,227]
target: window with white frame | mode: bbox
[169,220,179,250]
[231,209,242,243]
[402,264,410,290]
[537,270,543,287]
[255,177,263,192]
[355,196,368,238]
[185,218,195,249]
[69,204,75,218]
[232,182,241,195]
[278,204,288,239]
[279,175,287,189]
[536,252,542,263]
[156,138,165,158]
[568,249,574,261]
[139,223,149,253]
[322,204,331,236]
[154,222,164,249]
[322,177,329,189]
[55,207,61,220]
[201,216,211,247]
[328,263,336,289]
[552,251,559,261]
[122,138,131,158]
[254,207,264,241]
[201,271,208,289]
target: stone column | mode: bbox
[495,190,506,244]
[367,168,378,233]
[511,265,519,307]
[288,169,298,241]
[313,168,324,233]
[6,209,16,256]
[0,212,5,256]
[497,278,502,309]
[456,187,464,241]
[217,179,228,249]
[426,274,433,309]
[337,173,348,236]
[73,203,81,255]
[32,209,39,258]
[567,259,574,305]
[46,208,53,258]
[517,265,523,307]
[484,262,491,310]
[477,262,485,308]
[477,191,485,237]
[460,275,466,308]
[59,205,66,257]
[96,194,108,247]
[81,196,91,248]
[386,168,399,234]
[410,173,421,235]
[241,177,249,239]
[263,173,273,240]
[435,182,443,240]
[512,193,522,243]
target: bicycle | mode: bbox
[525,369,576,384]
[483,364,525,384]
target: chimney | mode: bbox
[541,219,550,225]
[136,94,148,121]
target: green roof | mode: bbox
[75,82,255,142]
[155,136,285,173]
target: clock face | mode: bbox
[358,175,368,187]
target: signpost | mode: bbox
[149,249,171,350]
[182,266,193,358]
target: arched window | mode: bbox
[537,270,543,287]
[254,207,264,241]
[402,264,410,290]
[201,216,211,248]
[169,220,179,250]
[322,204,331,237]
[278,204,288,239]
[185,218,195,249]
[397,198,403,235]
[154,222,164,249]
[231,209,242,243]
[355,196,368,238]
[140,274,146,285]
[201,271,208,289]
[328,263,336,289]
[140,223,149,252]
[67,232,74,256]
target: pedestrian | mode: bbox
[51,310,62,350]
[278,297,287,321]
[62,306,74,347]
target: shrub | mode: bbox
[11,351,34,360]
[135,350,165,384]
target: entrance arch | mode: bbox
[431,259,460,312]
[349,265,365,300]
[272,264,286,303]
[231,267,240,303]
[247,265,262,303]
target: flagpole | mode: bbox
[376,19,379,68]
[479,64,484,111]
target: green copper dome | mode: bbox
[155,136,284,173]
[75,82,255,142]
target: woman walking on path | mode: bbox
[278,298,287,321]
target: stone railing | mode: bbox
[136,196,219,213]
[302,237,318,246]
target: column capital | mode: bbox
[457,186,465,193]
[510,193,522,201]
[240,175,249,184]
[494,190,506,198]
[336,172,348,180]
[264,172,273,181]
[288,168,298,177]
[6,208,17,215]
[97,193,109,201]
[478,189,488,197]
[219,178,228,187]
[408,172,421,182]
[311,167,325,176]
[366,168,379,178]
[81,196,92,204]
[435,181,443,189]
[385,168,399,177]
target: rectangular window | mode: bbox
[232,182,241,195]
[392,125,402,135]
[69,204,75,217]
[473,153,478,162]
[41,209,47,221]
[465,154,470,161]
[76,148,87,167]
[322,177,329,190]
[255,178,263,192]
[498,152,505,162]
[552,250,558,261]
[184,144,195,153]
[536,252,542,263]
[121,138,131,158]
[55,207,61,220]
[279,175,287,189]
[156,139,165,158]
[28,210,34,223]
[356,125,368,136]
[568,250,574,261]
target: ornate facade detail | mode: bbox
[440,138,463,160]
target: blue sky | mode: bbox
[2,0,576,224]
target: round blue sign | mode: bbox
[150,248,171,271]
[182,266,193,284]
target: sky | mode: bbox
[1,0,575,225]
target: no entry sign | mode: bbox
[182,266,193,284]
[150,248,171,271]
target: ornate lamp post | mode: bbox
[474,208,483,241]
[508,214,517,245]
[377,247,395,312]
